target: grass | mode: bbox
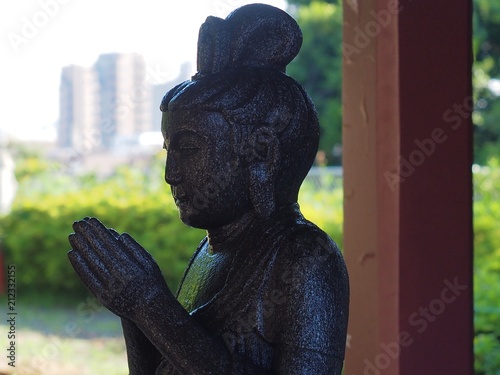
[0,331,127,375]
[0,292,128,375]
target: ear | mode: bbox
[248,136,279,219]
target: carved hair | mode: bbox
[160,4,319,203]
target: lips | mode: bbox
[174,192,188,203]
[172,187,188,206]
[174,196,189,206]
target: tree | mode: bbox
[287,1,343,165]
[288,0,500,165]
[473,0,500,165]
[287,0,337,5]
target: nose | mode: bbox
[164,154,181,186]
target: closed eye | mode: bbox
[171,130,203,156]
[179,147,201,156]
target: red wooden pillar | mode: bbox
[342,1,474,374]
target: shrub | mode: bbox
[473,159,500,374]
[1,165,204,298]
[2,155,499,373]
[0,161,343,299]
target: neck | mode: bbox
[206,203,300,253]
[206,210,257,253]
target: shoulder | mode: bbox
[266,223,349,358]
[269,221,349,323]
[273,222,347,285]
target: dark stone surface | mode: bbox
[68,4,349,374]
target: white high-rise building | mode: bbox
[58,65,100,152]
[151,62,192,131]
[58,53,152,152]
[94,53,152,148]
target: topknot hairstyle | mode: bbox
[195,3,302,77]
[160,4,320,203]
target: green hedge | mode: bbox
[473,160,500,374]
[2,157,500,373]
[1,166,204,297]
[0,164,343,298]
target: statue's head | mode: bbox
[160,4,319,229]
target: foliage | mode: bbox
[473,72,500,165]
[287,0,500,165]
[14,156,55,182]
[287,1,343,165]
[2,149,500,373]
[1,154,204,297]
[0,154,343,299]
[471,0,500,165]
[287,0,337,5]
[299,178,343,249]
[473,158,500,375]
[473,1,500,77]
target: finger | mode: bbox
[68,249,124,312]
[108,228,121,239]
[72,220,125,263]
[72,218,110,244]
[77,218,118,247]
[82,217,122,242]
[68,233,111,283]
[68,249,103,297]
[86,218,134,262]
[119,233,158,270]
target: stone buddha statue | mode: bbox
[68,4,349,374]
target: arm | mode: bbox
[272,344,344,375]
[132,292,272,374]
[270,231,349,374]
[121,318,162,375]
[68,217,270,374]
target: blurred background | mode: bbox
[0,0,498,374]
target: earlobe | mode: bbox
[248,141,279,219]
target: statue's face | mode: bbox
[161,110,252,229]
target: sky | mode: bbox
[0,0,287,141]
